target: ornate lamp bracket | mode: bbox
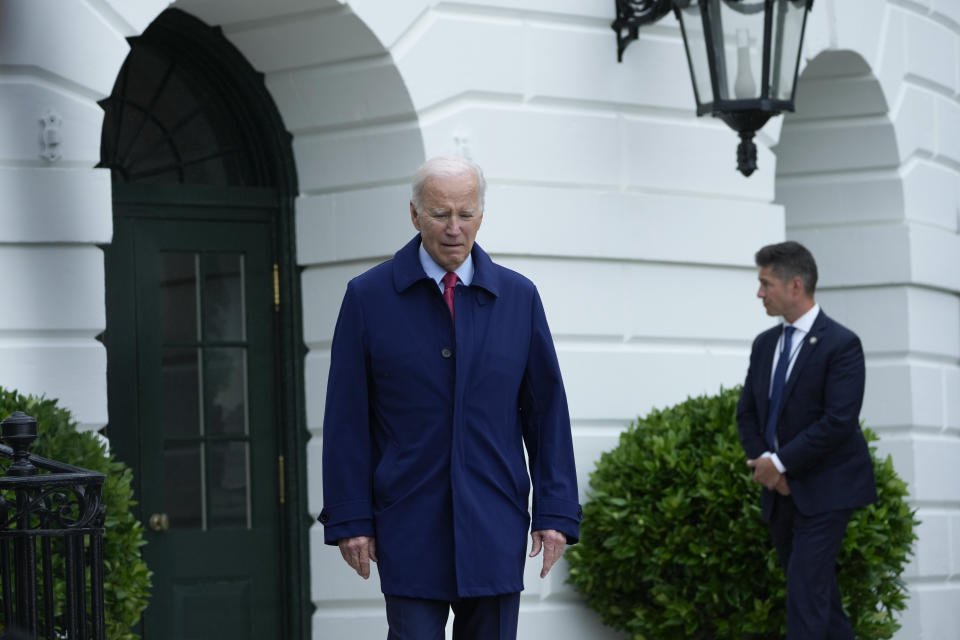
[39,108,63,163]
[613,0,674,62]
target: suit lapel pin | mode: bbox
[809,336,818,345]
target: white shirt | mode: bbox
[418,243,474,291]
[768,303,820,394]
[764,303,821,473]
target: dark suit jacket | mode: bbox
[737,309,877,521]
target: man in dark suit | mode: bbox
[319,156,581,640]
[737,241,877,639]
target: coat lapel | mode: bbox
[779,310,829,412]
[392,234,430,293]
[467,243,500,303]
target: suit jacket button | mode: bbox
[319,512,329,523]
[441,348,453,359]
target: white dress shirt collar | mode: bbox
[418,243,474,290]
[787,303,820,335]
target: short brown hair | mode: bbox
[755,241,818,296]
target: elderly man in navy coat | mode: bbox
[319,156,581,639]
[737,241,877,640]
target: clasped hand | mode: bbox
[746,457,790,495]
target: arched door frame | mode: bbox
[101,8,310,638]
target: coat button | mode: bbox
[441,347,453,359]
[319,512,329,523]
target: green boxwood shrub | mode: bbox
[0,387,151,640]
[567,386,917,640]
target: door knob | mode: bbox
[149,513,170,532]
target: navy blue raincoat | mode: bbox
[319,235,581,599]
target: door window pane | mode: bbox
[162,347,202,438]
[204,253,245,342]
[208,441,250,529]
[165,442,205,530]
[205,348,248,436]
[160,253,199,342]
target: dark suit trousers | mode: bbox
[770,494,855,640]
[384,593,520,640]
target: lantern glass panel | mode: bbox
[677,2,715,107]
[715,0,767,102]
[770,0,809,101]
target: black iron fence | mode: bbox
[0,411,106,640]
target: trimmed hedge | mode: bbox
[567,387,917,640]
[0,387,151,640]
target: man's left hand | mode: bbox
[529,529,566,579]
[747,456,781,490]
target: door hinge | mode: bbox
[272,263,280,312]
[278,455,286,505]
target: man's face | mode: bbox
[756,266,793,317]
[410,171,483,272]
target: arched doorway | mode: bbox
[774,50,902,324]
[100,8,307,638]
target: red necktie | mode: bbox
[442,272,458,320]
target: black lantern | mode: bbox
[614,0,815,176]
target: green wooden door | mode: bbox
[108,211,282,639]
[99,10,310,637]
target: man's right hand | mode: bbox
[775,475,791,496]
[338,536,377,579]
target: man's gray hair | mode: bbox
[410,156,486,214]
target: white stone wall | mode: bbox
[0,0,168,429]
[0,0,955,637]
